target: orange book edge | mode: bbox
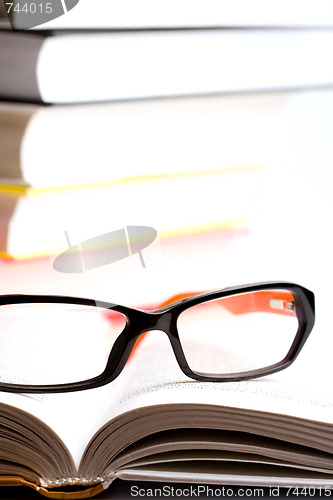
[0,476,105,499]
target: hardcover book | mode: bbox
[1,28,333,103]
[0,167,260,260]
[3,0,333,30]
[0,92,278,189]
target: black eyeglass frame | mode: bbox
[0,281,315,393]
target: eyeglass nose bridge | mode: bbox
[127,307,175,340]
[104,307,177,383]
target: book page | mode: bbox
[0,383,125,470]
[94,330,333,432]
[117,462,333,489]
[109,428,333,473]
[79,327,333,482]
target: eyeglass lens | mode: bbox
[0,303,127,385]
[177,289,299,377]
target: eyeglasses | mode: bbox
[0,282,315,393]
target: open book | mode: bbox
[0,306,333,499]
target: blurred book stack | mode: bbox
[0,1,333,303]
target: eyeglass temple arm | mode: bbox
[157,290,296,316]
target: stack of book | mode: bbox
[1,17,333,289]
[1,2,333,498]
[0,8,271,303]
[0,12,279,280]
[1,7,333,267]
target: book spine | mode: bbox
[0,32,44,102]
[0,475,109,499]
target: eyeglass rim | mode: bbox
[0,281,315,393]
